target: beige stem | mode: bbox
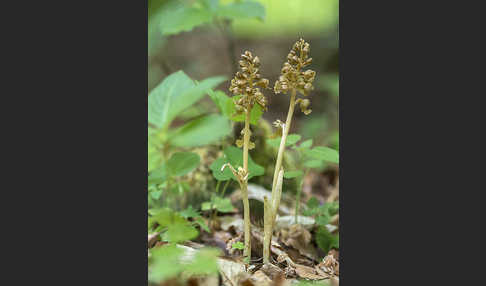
[242,108,251,260]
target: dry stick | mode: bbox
[241,108,252,260]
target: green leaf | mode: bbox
[148,164,168,185]
[315,226,339,253]
[284,170,304,179]
[160,4,212,36]
[167,152,200,177]
[303,160,325,169]
[267,134,301,148]
[231,241,244,250]
[180,205,200,219]
[216,1,265,21]
[307,197,319,209]
[170,114,232,147]
[209,91,263,125]
[194,217,211,233]
[304,146,339,164]
[209,146,265,181]
[162,222,199,243]
[201,196,235,213]
[229,95,264,125]
[149,244,185,282]
[299,139,313,149]
[148,71,226,129]
[186,248,221,275]
[148,128,164,172]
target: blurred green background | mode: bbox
[148,0,339,147]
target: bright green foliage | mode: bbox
[149,244,185,282]
[180,205,200,219]
[148,152,200,187]
[186,248,221,275]
[303,198,339,252]
[160,4,213,35]
[303,198,339,221]
[315,226,339,253]
[157,0,265,36]
[284,170,304,179]
[297,139,313,149]
[162,222,199,243]
[167,152,200,177]
[170,114,232,147]
[210,146,265,181]
[148,71,226,129]
[295,280,331,286]
[149,208,199,243]
[303,160,326,169]
[202,195,235,213]
[149,244,221,283]
[267,134,302,147]
[216,1,265,21]
[208,90,263,125]
[194,217,211,233]
[304,146,339,164]
[231,241,244,250]
[148,128,165,173]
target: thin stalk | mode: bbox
[271,89,297,192]
[242,108,252,260]
[220,179,231,198]
[263,89,297,265]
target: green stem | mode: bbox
[220,180,231,198]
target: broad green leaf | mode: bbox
[304,146,339,164]
[180,205,200,219]
[299,139,313,149]
[148,71,226,129]
[170,114,232,147]
[194,217,211,233]
[186,248,221,275]
[148,164,168,185]
[201,196,235,213]
[160,4,212,35]
[231,241,244,250]
[150,208,187,228]
[167,152,200,177]
[149,189,163,200]
[148,128,164,172]
[307,197,319,209]
[315,226,339,253]
[303,159,325,169]
[228,95,264,125]
[200,0,219,12]
[208,90,263,125]
[267,134,301,148]
[209,146,265,181]
[162,223,198,243]
[284,170,304,179]
[149,244,185,282]
[216,1,265,21]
